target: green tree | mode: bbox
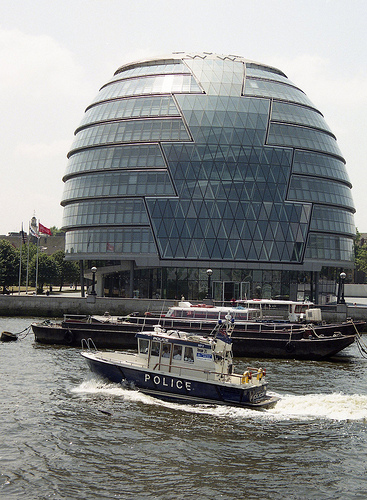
[52,250,80,291]
[354,229,367,281]
[49,226,65,236]
[30,252,58,293]
[0,240,19,291]
[356,245,367,276]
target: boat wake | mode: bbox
[72,379,148,403]
[267,392,367,421]
[72,380,367,422]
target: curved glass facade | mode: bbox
[62,53,356,300]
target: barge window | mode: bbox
[184,346,194,363]
[151,341,160,357]
[138,338,149,354]
[173,345,182,360]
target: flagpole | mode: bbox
[35,227,40,295]
[26,224,30,294]
[18,223,23,295]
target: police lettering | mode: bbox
[144,373,191,391]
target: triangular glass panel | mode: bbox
[270,243,281,261]
[248,242,258,260]
[264,240,274,258]
[242,239,252,259]
[233,240,244,259]
[180,238,191,258]
[186,241,198,259]
[175,241,186,258]
[258,244,268,261]
[169,222,180,239]
[168,239,179,257]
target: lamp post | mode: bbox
[90,266,97,296]
[337,271,346,304]
[206,268,213,300]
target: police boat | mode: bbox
[81,318,279,409]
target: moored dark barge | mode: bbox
[32,309,363,360]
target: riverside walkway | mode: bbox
[0,291,366,326]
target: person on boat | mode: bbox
[184,347,194,362]
[162,345,170,358]
[173,346,182,360]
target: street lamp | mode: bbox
[337,271,346,304]
[206,268,213,300]
[90,266,97,296]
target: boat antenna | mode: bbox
[211,313,235,338]
[142,301,152,331]
[159,300,166,321]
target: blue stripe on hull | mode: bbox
[84,357,270,408]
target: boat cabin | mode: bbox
[136,326,233,378]
[165,302,258,321]
[237,299,322,323]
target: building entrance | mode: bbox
[212,281,251,302]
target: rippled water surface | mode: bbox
[1,317,367,499]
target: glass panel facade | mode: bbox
[268,123,342,157]
[62,171,175,202]
[112,61,189,80]
[175,94,270,147]
[310,206,355,235]
[288,175,355,210]
[244,78,315,107]
[62,198,149,228]
[122,267,314,301]
[91,75,203,105]
[271,101,332,133]
[184,58,245,96]
[148,129,311,263]
[162,143,291,202]
[293,150,350,183]
[62,53,356,283]
[70,118,190,153]
[65,228,157,255]
[246,65,294,85]
[147,196,310,262]
[65,144,166,177]
[305,234,354,262]
[80,96,180,128]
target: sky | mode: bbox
[1,0,366,235]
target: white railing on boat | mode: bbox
[81,338,98,351]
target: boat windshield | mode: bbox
[172,344,182,360]
[151,340,160,357]
[138,335,207,366]
[138,338,149,354]
[184,346,194,363]
[161,344,171,358]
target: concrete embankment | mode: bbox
[0,294,367,328]
[0,295,175,318]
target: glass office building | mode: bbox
[61,53,356,301]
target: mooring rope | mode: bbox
[1,325,32,340]
[350,319,367,358]
[301,323,322,338]
[17,325,32,339]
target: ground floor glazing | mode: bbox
[99,265,345,304]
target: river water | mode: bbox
[1,317,367,500]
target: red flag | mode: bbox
[39,223,51,236]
